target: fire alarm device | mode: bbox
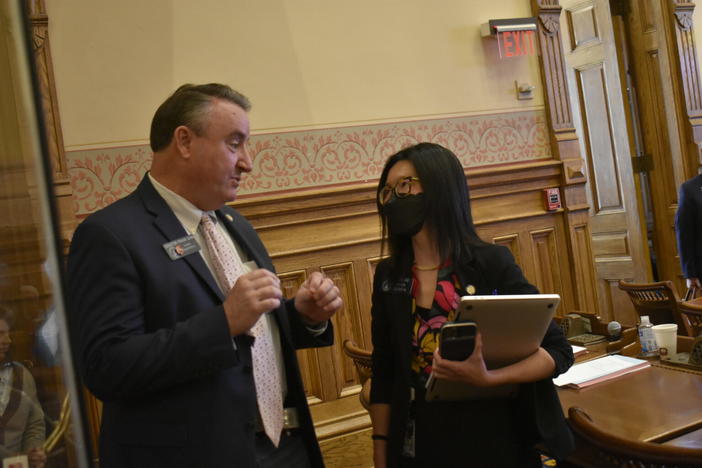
[544,188,561,211]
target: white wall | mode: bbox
[47,0,543,149]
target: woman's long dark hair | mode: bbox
[376,142,485,277]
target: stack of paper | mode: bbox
[553,354,650,389]
[571,345,588,358]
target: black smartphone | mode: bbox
[439,321,477,361]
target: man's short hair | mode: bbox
[150,83,251,152]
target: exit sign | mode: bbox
[498,30,536,59]
[481,18,538,59]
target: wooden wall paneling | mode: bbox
[357,256,382,349]
[531,0,600,317]
[492,234,521,265]
[642,0,657,32]
[469,161,576,314]
[567,2,600,49]
[530,226,562,295]
[570,215,597,314]
[478,215,575,315]
[280,270,325,403]
[321,262,364,398]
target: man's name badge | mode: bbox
[163,235,200,260]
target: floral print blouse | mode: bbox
[410,261,461,385]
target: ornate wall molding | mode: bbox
[539,11,562,36]
[533,4,574,130]
[674,10,693,31]
[66,110,551,216]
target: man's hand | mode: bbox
[432,332,496,387]
[223,269,282,336]
[294,271,342,325]
[27,447,46,468]
[686,277,701,289]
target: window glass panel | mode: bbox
[0,2,91,467]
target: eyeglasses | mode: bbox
[378,176,421,206]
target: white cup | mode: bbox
[651,324,678,360]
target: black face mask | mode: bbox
[382,193,427,237]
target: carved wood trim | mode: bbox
[539,12,562,36]
[666,0,702,168]
[533,7,574,130]
[674,10,693,31]
[26,0,66,180]
[24,0,77,250]
[670,2,702,113]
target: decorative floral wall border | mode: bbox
[66,109,550,216]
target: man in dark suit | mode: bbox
[67,83,342,468]
[676,173,702,291]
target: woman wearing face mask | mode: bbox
[368,143,574,468]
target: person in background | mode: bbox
[368,143,574,467]
[68,83,342,468]
[675,173,702,293]
[0,305,46,468]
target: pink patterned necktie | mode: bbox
[199,213,284,447]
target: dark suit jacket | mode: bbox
[67,176,332,468]
[676,174,702,279]
[369,243,575,465]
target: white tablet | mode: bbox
[424,294,560,401]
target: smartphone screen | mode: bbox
[439,322,477,361]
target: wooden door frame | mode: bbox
[664,1,702,291]
[530,0,702,302]
[530,0,600,316]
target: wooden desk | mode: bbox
[558,364,702,444]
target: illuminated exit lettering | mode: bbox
[497,30,536,59]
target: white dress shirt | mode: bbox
[148,173,289,398]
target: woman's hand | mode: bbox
[433,331,557,386]
[432,332,497,387]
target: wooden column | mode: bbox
[530,0,599,315]
[26,0,76,248]
[665,0,702,178]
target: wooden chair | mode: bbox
[677,299,702,337]
[568,407,702,467]
[342,339,372,410]
[617,280,687,333]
